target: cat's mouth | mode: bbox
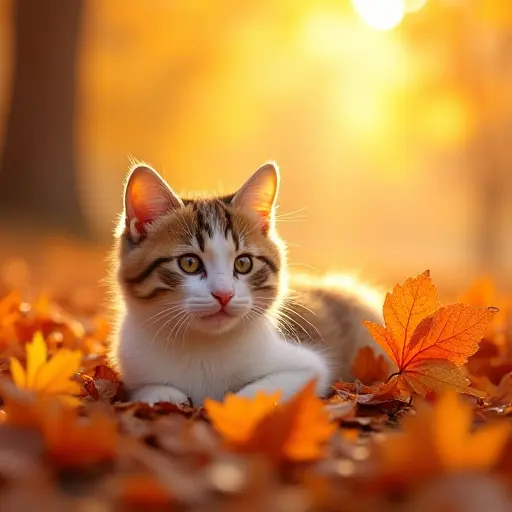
[202,310,233,320]
[196,309,239,333]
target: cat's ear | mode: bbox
[124,165,183,237]
[231,162,279,230]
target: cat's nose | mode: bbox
[211,291,234,307]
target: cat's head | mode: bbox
[115,162,286,335]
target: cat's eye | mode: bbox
[234,255,253,274]
[178,254,203,274]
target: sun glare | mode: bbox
[352,0,405,31]
[404,0,427,13]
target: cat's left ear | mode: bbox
[231,162,279,231]
[123,164,183,239]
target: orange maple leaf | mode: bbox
[377,391,510,488]
[205,389,281,444]
[363,271,498,396]
[9,332,82,404]
[351,346,390,385]
[205,380,336,462]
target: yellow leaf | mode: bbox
[35,349,83,395]
[9,332,82,402]
[9,357,26,388]
[25,332,47,388]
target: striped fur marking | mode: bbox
[124,257,174,284]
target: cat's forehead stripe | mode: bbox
[190,199,239,252]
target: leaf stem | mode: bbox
[385,371,401,384]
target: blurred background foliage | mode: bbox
[0,0,510,299]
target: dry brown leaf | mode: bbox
[351,346,391,385]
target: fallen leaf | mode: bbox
[276,381,337,460]
[377,391,510,488]
[206,381,336,462]
[334,379,409,405]
[40,401,118,467]
[405,304,497,366]
[0,382,118,468]
[79,364,125,403]
[9,332,82,403]
[363,271,498,397]
[351,346,391,385]
[382,270,440,363]
[399,359,484,398]
[479,372,512,408]
[205,390,281,444]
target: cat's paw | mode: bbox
[131,385,191,406]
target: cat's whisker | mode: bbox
[164,310,189,357]
[277,304,321,337]
[174,312,191,345]
[274,206,307,219]
[247,304,293,340]
[151,308,187,347]
[281,297,318,317]
[180,313,196,349]
[143,307,186,330]
[141,304,185,328]
[274,216,307,223]
[251,293,312,341]
[243,310,269,343]
[252,298,316,340]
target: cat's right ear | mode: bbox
[123,165,183,239]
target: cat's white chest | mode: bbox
[115,313,264,404]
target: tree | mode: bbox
[0,0,88,237]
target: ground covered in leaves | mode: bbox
[0,270,511,511]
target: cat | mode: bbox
[109,162,385,406]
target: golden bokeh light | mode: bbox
[404,0,427,13]
[0,0,511,292]
[352,0,405,31]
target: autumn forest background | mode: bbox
[0,0,511,302]
[0,2,512,510]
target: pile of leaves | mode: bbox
[0,270,511,511]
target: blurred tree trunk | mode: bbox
[0,0,88,237]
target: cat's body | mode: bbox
[110,163,384,405]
